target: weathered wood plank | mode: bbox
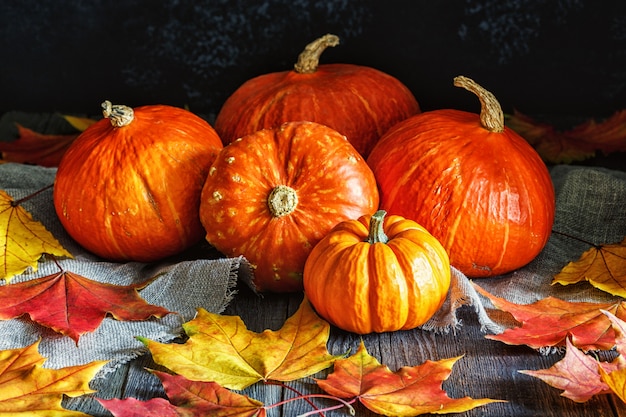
[63,283,621,416]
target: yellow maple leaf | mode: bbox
[0,340,107,416]
[553,237,626,297]
[138,297,342,390]
[61,115,97,132]
[0,189,73,282]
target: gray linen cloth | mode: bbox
[424,164,626,336]
[0,162,249,373]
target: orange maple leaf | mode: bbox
[316,340,503,416]
[99,371,266,417]
[0,340,106,416]
[0,266,171,342]
[473,282,625,351]
[553,237,626,298]
[0,188,72,282]
[506,109,626,163]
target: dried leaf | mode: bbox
[0,269,170,342]
[0,340,107,416]
[506,109,626,163]
[100,371,265,417]
[316,340,502,416]
[139,297,340,390]
[473,283,624,350]
[0,189,72,282]
[520,338,618,402]
[61,115,97,132]
[0,124,79,167]
[553,237,626,297]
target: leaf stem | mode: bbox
[551,229,601,248]
[10,184,54,207]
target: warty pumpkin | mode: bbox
[214,34,420,158]
[53,100,223,262]
[199,120,379,292]
[303,210,451,334]
[367,76,556,278]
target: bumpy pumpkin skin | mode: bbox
[53,103,223,262]
[215,53,419,158]
[367,109,556,278]
[199,121,379,292]
[303,211,451,334]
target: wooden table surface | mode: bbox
[61,281,626,417]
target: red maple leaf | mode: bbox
[0,124,79,167]
[473,282,623,351]
[0,266,171,342]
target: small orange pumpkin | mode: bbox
[199,121,379,292]
[53,101,223,262]
[303,210,451,334]
[214,34,420,158]
[367,76,555,277]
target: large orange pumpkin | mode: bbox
[367,76,555,277]
[303,210,451,334]
[199,121,379,292]
[53,100,223,262]
[214,34,420,158]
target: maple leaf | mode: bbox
[0,268,171,342]
[0,124,79,167]
[520,337,619,402]
[0,340,107,416]
[61,114,98,132]
[0,188,72,282]
[99,371,265,417]
[473,282,625,351]
[506,109,626,163]
[139,297,341,390]
[553,237,626,298]
[316,340,502,416]
[599,311,626,403]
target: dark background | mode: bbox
[1,0,625,125]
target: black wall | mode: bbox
[2,0,625,124]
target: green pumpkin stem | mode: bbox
[294,33,340,74]
[368,210,389,244]
[453,76,504,133]
[102,100,134,128]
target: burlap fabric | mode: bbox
[0,162,249,372]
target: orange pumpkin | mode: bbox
[214,34,420,158]
[367,76,555,277]
[199,121,379,292]
[303,210,450,334]
[53,100,223,262]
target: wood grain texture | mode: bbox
[60,282,623,416]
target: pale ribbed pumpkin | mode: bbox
[303,210,450,334]
[53,101,223,262]
[367,76,555,277]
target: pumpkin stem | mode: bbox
[368,210,389,244]
[267,185,299,218]
[101,100,134,128]
[294,34,340,74]
[453,76,504,133]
